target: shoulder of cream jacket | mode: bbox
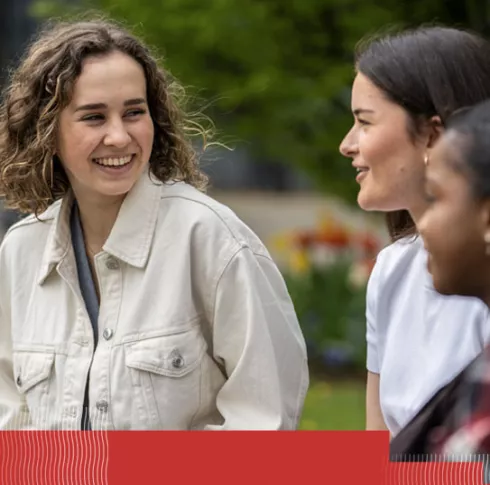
[0,171,309,430]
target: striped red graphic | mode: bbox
[0,431,487,484]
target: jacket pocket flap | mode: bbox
[13,351,55,394]
[125,327,206,378]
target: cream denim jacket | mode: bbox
[0,172,309,430]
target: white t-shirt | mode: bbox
[367,236,490,436]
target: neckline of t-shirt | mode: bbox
[392,234,437,292]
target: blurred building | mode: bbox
[0,0,38,86]
[0,0,38,235]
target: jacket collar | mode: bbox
[38,169,162,285]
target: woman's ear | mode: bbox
[479,199,490,238]
[427,115,444,149]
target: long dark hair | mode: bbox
[356,26,490,241]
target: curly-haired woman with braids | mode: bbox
[0,19,308,430]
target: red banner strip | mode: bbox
[0,431,486,484]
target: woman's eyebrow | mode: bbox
[352,108,375,116]
[74,98,147,112]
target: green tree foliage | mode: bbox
[32,0,489,200]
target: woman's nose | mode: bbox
[104,119,132,148]
[339,128,358,158]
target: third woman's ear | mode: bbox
[479,198,490,238]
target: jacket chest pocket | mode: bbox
[13,350,55,424]
[124,326,207,429]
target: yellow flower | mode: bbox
[290,248,310,274]
[269,233,291,254]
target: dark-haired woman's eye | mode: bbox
[357,118,370,126]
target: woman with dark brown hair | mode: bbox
[0,18,308,430]
[339,26,490,437]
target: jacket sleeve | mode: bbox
[205,247,309,430]
[0,243,30,430]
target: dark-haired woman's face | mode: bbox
[418,132,488,297]
[340,73,428,218]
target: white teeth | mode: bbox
[94,155,133,167]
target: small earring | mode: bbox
[484,233,490,256]
[424,154,429,166]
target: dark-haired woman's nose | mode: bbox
[339,128,359,158]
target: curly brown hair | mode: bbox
[0,18,211,215]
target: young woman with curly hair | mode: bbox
[0,19,308,430]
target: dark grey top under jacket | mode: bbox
[70,203,100,430]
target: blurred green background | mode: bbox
[1,0,486,430]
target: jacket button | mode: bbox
[96,400,109,412]
[105,257,120,270]
[171,353,184,369]
[102,328,113,340]
[16,376,22,387]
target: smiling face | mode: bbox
[418,131,489,298]
[56,50,155,206]
[339,73,429,218]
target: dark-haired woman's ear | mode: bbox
[427,115,444,148]
[479,200,490,255]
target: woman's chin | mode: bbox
[357,191,385,212]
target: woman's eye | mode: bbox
[357,118,370,126]
[81,114,104,122]
[125,109,146,117]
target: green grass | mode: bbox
[299,379,365,430]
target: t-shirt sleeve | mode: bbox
[366,253,384,374]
